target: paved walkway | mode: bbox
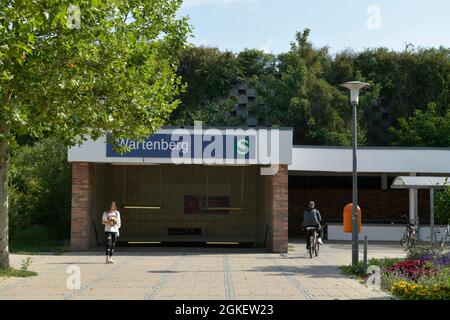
[0,241,405,300]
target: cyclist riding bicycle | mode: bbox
[302,201,324,249]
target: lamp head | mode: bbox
[340,81,370,104]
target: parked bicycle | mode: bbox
[400,215,417,248]
[306,227,320,258]
[434,221,450,249]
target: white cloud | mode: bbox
[182,0,259,7]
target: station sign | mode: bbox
[106,133,256,160]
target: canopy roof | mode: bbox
[391,176,450,189]
[289,146,450,174]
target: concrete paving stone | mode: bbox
[204,295,227,300]
[164,282,182,289]
[191,290,211,296]
[152,294,176,300]
[0,241,412,300]
[233,295,253,300]
[0,294,65,300]
[190,296,211,300]
[245,295,272,300]
[234,289,251,296]
[69,294,120,300]
[285,296,309,300]
[208,282,224,288]
[96,285,149,292]
[193,282,211,287]
[167,294,192,300]
[231,281,249,287]
[207,287,226,294]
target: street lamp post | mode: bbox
[341,81,370,267]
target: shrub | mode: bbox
[9,137,71,240]
[10,225,68,253]
[435,184,450,224]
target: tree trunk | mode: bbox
[0,130,9,270]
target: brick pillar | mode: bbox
[71,162,94,251]
[268,164,288,253]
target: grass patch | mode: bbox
[10,225,68,254]
[0,268,38,278]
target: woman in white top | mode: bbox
[102,202,121,264]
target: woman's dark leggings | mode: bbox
[105,232,117,257]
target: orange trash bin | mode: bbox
[343,203,362,233]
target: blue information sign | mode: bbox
[106,134,256,159]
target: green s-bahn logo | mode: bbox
[236,138,250,156]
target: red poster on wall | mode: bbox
[184,195,201,214]
[184,195,229,214]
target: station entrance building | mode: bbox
[69,127,450,251]
[69,127,293,253]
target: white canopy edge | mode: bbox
[391,176,450,189]
[289,146,450,174]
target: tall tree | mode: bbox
[389,103,450,147]
[255,29,376,145]
[353,47,450,145]
[0,0,189,269]
[171,46,240,125]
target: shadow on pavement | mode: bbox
[247,264,347,279]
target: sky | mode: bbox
[178,0,450,55]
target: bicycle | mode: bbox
[306,227,320,258]
[434,221,450,249]
[400,215,417,248]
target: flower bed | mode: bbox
[384,259,437,281]
[391,281,450,300]
[342,251,450,300]
[381,252,450,300]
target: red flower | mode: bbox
[385,259,436,281]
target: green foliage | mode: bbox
[1,0,190,144]
[340,263,366,277]
[0,267,37,278]
[351,47,450,146]
[172,32,449,147]
[435,186,450,224]
[173,29,376,145]
[10,225,67,253]
[1,0,189,268]
[20,257,33,271]
[9,138,71,240]
[172,46,240,125]
[340,257,402,278]
[389,103,450,147]
[237,49,277,79]
[258,29,365,146]
[182,99,242,127]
